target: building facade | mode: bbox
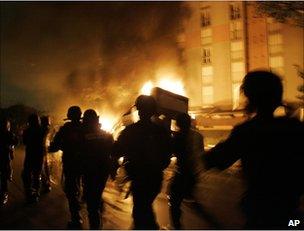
[182,2,304,111]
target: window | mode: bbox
[269,56,284,68]
[201,28,212,45]
[230,3,241,20]
[269,56,284,76]
[230,21,243,40]
[231,61,245,82]
[267,18,282,33]
[201,8,211,27]
[268,33,283,54]
[230,41,244,60]
[232,82,241,110]
[202,47,212,64]
[202,86,214,105]
[202,66,213,84]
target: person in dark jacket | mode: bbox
[114,95,172,229]
[0,118,18,205]
[203,70,304,229]
[41,116,52,193]
[22,114,44,203]
[80,109,114,229]
[49,106,83,228]
[168,113,205,229]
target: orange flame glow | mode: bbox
[140,78,186,96]
[99,116,117,133]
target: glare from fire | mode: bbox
[158,78,185,96]
[140,78,186,96]
[140,81,153,96]
[99,116,116,133]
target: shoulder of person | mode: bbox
[99,129,113,139]
[123,122,138,132]
[276,116,304,130]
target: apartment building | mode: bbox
[182,2,304,111]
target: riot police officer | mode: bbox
[168,113,205,229]
[114,95,172,229]
[0,118,18,205]
[41,116,52,193]
[22,114,44,203]
[49,106,83,228]
[81,109,113,229]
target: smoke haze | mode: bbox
[0,2,190,122]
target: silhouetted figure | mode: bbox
[168,113,205,229]
[0,118,18,205]
[22,114,44,203]
[41,116,52,193]
[49,106,83,228]
[114,95,172,229]
[203,71,304,229]
[80,109,114,229]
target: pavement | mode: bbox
[0,147,251,229]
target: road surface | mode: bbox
[0,147,248,229]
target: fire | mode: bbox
[158,78,185,96]
[99,116,116,133]
[140,81,153,95]
[140,78,186,96]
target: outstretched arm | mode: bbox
[203,128,242,170]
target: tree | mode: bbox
[254,2,304,28]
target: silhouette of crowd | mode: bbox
[0,70,303,230]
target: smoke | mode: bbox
[1,2,190,122]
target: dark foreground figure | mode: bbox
[169,113,205,229]
[49,106,83,228]
[0,118,18,205]
[41,116,52,193]
[115,95,172,229]
[81,109,114,229]
[22,114,44,203]
[204,71,304,229]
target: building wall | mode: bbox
[282,24,304,102]
[184,2,304,110]
[210,2,232,109]
[246,4,269,70]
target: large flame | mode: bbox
[140,81,153,96]
[99,116,116,133]
[140,78,186,96]
[158,78,185,96]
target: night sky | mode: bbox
[0,2,189,120]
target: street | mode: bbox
[0,147,247,229]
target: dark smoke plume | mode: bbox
[1,2,190,122]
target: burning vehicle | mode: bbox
[112,86,189,140]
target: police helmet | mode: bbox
[83,109,99,125]
[66,106,82,121]
[135,95,157,115]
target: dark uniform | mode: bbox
[115,95,172,229]
[0,119,18,205]
[49,106,83,227]
[81,109,114,229]
[22,114,44,202]
[41,116,52,193]
[169,113,205,229]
